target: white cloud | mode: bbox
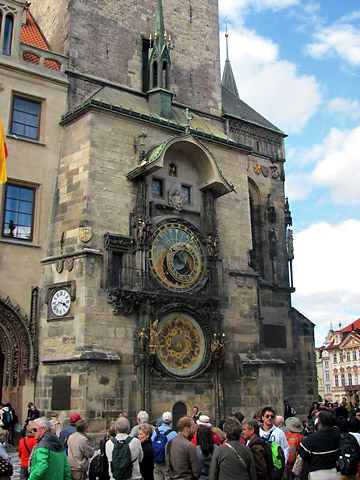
[328,97,360,120]
[285,172,312,201]
[219,0,299,18]
[292,220,360,344]
[306,23,360,66]
[311,126,360,205]
[220,28,322,133]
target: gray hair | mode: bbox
[137,410,149,424]
[115,416,130,434]
[35,417,51,431]
[242,417,259,435]
[138,423,153,438]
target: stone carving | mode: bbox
[211,333,229,367]
[245,277,255,289]
[268,228,278,258]
[138,328,149,354]
[185,108,193,134]
[104,233,133,251]
[287,229,294,260]
[261,165,270,177]
[65,258,74,271]
[55,260,64,273]
[136,217,151,246]
[270,164,280,179]
[284,197,293,227]
[207,234,219,257]
[149,319,159,355]
[169,163,177,176]
[168,189,185,210]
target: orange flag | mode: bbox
[0,120,8,184]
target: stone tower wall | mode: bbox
[30,0,222,115]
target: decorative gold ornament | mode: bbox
[79,226,92,243]
[253,164,261,175]
[157,316,201,372]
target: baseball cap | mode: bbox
[162,411,172,424]
[69,413,81,423]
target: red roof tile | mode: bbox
[21,11,49,50]
[341,319,360,333]
[20,12,60,72]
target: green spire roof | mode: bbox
[155,0,165,48]
[222,31,239,98]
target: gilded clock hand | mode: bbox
[157,235,173,250]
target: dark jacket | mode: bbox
[166,433,201,480]
[59,425,77,445]
[248,435,268,480]
[140,438,154,480]
[299,426,340,472]
[28,433,70,480]
[196,444,215,480]
[209,440,256,480]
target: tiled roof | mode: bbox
[341,319,360,333]
[20,11,60,72]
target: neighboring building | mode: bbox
[317,319,360,402]
[1,0,317,427]
[0,0,68,420]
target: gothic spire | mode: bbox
[155,0,165,48]
[222,29,239,98]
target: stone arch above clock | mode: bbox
[127,134,234,199]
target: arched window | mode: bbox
[3,14,14,56]
[172,401,187,431]
[162,61,168,89]
[152,61,158,89]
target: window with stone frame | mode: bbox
[325,360,329,368]
[348,373,353,385]
[353,351,357,361]
[340,352,344,362]
[142,37,150,92]
[2,14,14,56]
[347,351,351,362]
[152,178,164,198]
[2,183,36,240]
[341,373,345,386]
[355,372,359,385]
[333,353,337,363]
[11,95,41,140]
[335,375,339,387]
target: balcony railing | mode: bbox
[20,43,68,73]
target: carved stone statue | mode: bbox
[138,328,148,354]
[287,228,294,260]
[169,163,177,176]
[211,333,220,356]
[268,228,278,258]
[207,234,219,257]
[136,217,151,246]
[168,189,185,210]
[149,319,159,355]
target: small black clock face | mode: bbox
[149,222,206,293]
[50,289,71,317]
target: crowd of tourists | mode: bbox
[1,398,360,480]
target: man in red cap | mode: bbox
[60,413,81,449]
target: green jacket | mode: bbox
[28,433,71,480]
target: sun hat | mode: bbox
[285,416,303,433]
[196,415,212,427]
[162,411,172,424]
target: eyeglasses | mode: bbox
[265,414,275,419]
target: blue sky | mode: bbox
[218,0,360,345]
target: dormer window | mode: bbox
[2,14,14,56]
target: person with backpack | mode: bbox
[299,410,340,480]
[259,407,290,463]
[209,418,256,480]
[242,418,268,480]
[336,417,359,480]
[1,405,12,444]
[284,417,303,479]
[18,421,38,479]
[105,416,143,480]
[151,411,176,480]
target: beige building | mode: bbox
[0,0,67,420]
[317,319,360,402]
[0,0,317,428]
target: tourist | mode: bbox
[275,415,289,433]
[242,418,267,480]
[192,416,221,446]
[18,421,37,479]
[0,428,12,480]
[139,423,154,480]
[50,412,61,437]
[130,411,150,438]
[67,420,95,480]
[5,403,17,446]
[195,425,216,480]
[105,417,143,480]
[59,414,81,446]
[166,416,201,480]
[28,417,70,480]
[152,411,176,480]
[23,403,40,438]
[284,417,304,479]
[209,418,256,480]
[192,407,202,423]
[299,410,340,480]
[259,406,290,463]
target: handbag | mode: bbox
[0,456,13,476]
[292,455,304,476]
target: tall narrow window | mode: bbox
[3,15,14,56]
[11,96,41,140]
[142,38,150,93]
[348,373,353,385]
[2,183,35,240]
[162,61,168,89]
[152,61,158,89]
[248,181,263,275]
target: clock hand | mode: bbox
[157,235,173,250]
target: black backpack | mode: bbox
[89,438,110,480]
[337,433,358,476]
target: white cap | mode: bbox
[162,411,172,424]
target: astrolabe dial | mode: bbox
[156,313,206,377]
[149,222,206,293]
